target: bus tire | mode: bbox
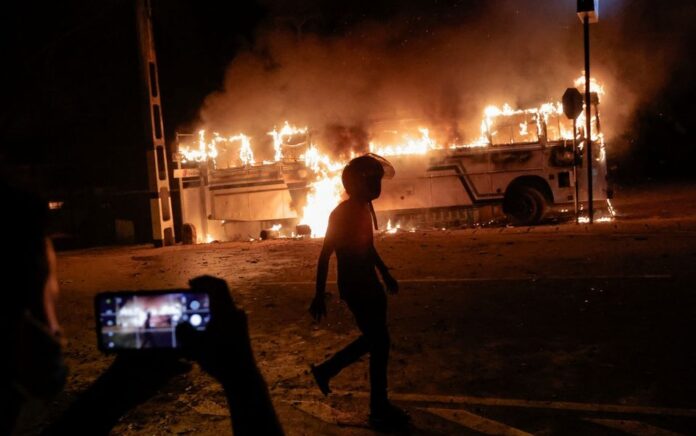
[504,185,547,226]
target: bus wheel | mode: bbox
[504,185,547,225]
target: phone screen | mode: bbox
[95,290,211,351]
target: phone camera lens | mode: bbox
[189,314,202,327]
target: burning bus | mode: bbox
[174,79,611,243]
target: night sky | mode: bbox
[1,0,694,194]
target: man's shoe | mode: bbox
[310,364,332,396]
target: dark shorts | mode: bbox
[338,275,383,296]
[341,286,388,333]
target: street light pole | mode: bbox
[577,0,598,223]
[584,15,593,223]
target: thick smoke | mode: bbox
[194,0,694,160]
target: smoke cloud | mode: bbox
[192,0,695,160]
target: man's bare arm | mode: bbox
[371,245,399,294]
[371,245,389,276]
[310,217,336,320]
[315,241,334,297]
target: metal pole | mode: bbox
[136,0,176,245]
[175,134,186,227]
[573,119,579,221]
[584,15,593,223]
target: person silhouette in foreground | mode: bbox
[141,310,154,347]
[0,179,283,435]
[309,154,410,429]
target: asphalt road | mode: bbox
[15,183,696,435]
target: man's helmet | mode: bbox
[341,153,395,201]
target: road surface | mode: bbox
[15,183,696,435]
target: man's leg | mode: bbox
[311,296,373,395]
[367,325,390,409]
[351,292,409,427]
[346,292,389,410]
[312,290,393,408]
[315,334,369,380]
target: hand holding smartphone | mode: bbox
[94,289,211,352]
[90,276,283,434]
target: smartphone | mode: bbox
[95,289,211,352]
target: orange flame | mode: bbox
[369,128,436,156]
[268,121,308,161]
[179,130,255,167]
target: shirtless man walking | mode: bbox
[309,154,409,429]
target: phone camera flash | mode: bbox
[189,314,203,327]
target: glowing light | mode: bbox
[268,121,308,162]
[606,199,617,217]
[178,130,216,162]
[294,145,348,237]
[300,174,344,237]
[179,130,255,166]
[369,128,436,156]
[574,74,606,97]
[231,133,254,166]
[385,219,400,234]
[577,215,613,224]
[117,302,183,328]
[518,122,526,136]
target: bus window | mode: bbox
[489,113,539,145]
[545,114,575,142]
